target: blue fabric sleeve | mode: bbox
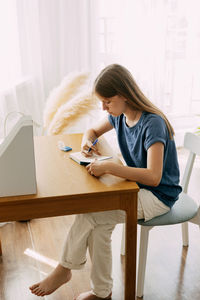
[108,114,115,127]
[144,116,167,150]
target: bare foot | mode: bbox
[29,264,72,296]
[74,291,112,300]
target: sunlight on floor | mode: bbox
[24,248,58,268]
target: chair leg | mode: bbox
[182,222,189,246]
[137,226,152,298]
[120,223,126,255]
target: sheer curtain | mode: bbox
[96,0,200,145]
[0,0,99,137]
[1,0,200,144]
[16,0,98,99]
[0,0,21,90]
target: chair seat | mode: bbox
[138,192,199,226]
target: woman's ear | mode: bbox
[121,96,127,102]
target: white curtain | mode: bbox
[16,0,98,99]
[1,0,200,144]
[116,0,200,113]
[0,0,99,137]
[0,1,21,90]
[96,0,200,145]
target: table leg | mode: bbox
[123,192,137,300]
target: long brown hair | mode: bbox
[94,64,174,139]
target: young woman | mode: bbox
[29,64,182,300]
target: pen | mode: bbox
[88,138,98,153]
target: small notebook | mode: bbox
[70,151,112,166]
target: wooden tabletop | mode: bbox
[0,134,138,204]
[0,134,138,222]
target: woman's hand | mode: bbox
[86,160,109,177]
[81,140,101,157]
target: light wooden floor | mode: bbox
[0,148,200,300]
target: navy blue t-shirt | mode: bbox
[108,112,182,208]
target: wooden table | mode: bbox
[0,134,139,300]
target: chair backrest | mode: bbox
[181,132,200,193]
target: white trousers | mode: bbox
[60,189,170,298]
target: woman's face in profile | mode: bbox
[96,94,127,117]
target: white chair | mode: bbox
[120,132,200,298]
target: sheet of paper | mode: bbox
[70,151,112,165]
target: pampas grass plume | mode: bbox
[47,91,98,135]
[43,72,90,128]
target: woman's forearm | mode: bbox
[82,129,99,144]
[105,162,161,187]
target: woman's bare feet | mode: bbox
[29,264,72,296]
[74,291,112,300]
